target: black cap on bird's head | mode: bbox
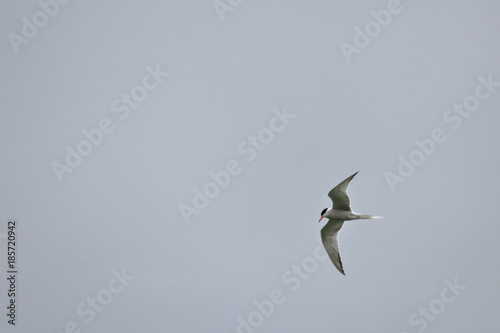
[319,208,328,222]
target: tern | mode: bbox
[319,171,382,275]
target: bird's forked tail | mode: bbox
[356,214,383,219]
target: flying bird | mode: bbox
[319,171,382,275]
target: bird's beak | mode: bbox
[318,216,324,223]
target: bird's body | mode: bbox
[319,171,382,275]
[322,208,365,221]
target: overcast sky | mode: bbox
[1,1,500,332]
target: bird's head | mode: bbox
[319,208,328,222]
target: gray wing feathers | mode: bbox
[327,171,359,211]
[321,219,345,275]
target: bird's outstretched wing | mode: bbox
[321,219,346,275]
[327,171,359,211]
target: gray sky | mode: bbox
[1,0,499,332]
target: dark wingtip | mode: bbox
[348,171,359,180]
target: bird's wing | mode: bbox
[321,219,346,275]
[327,171,359,211]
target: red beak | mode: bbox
[318,216,324,223]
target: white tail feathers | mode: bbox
[357,215,383,219]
